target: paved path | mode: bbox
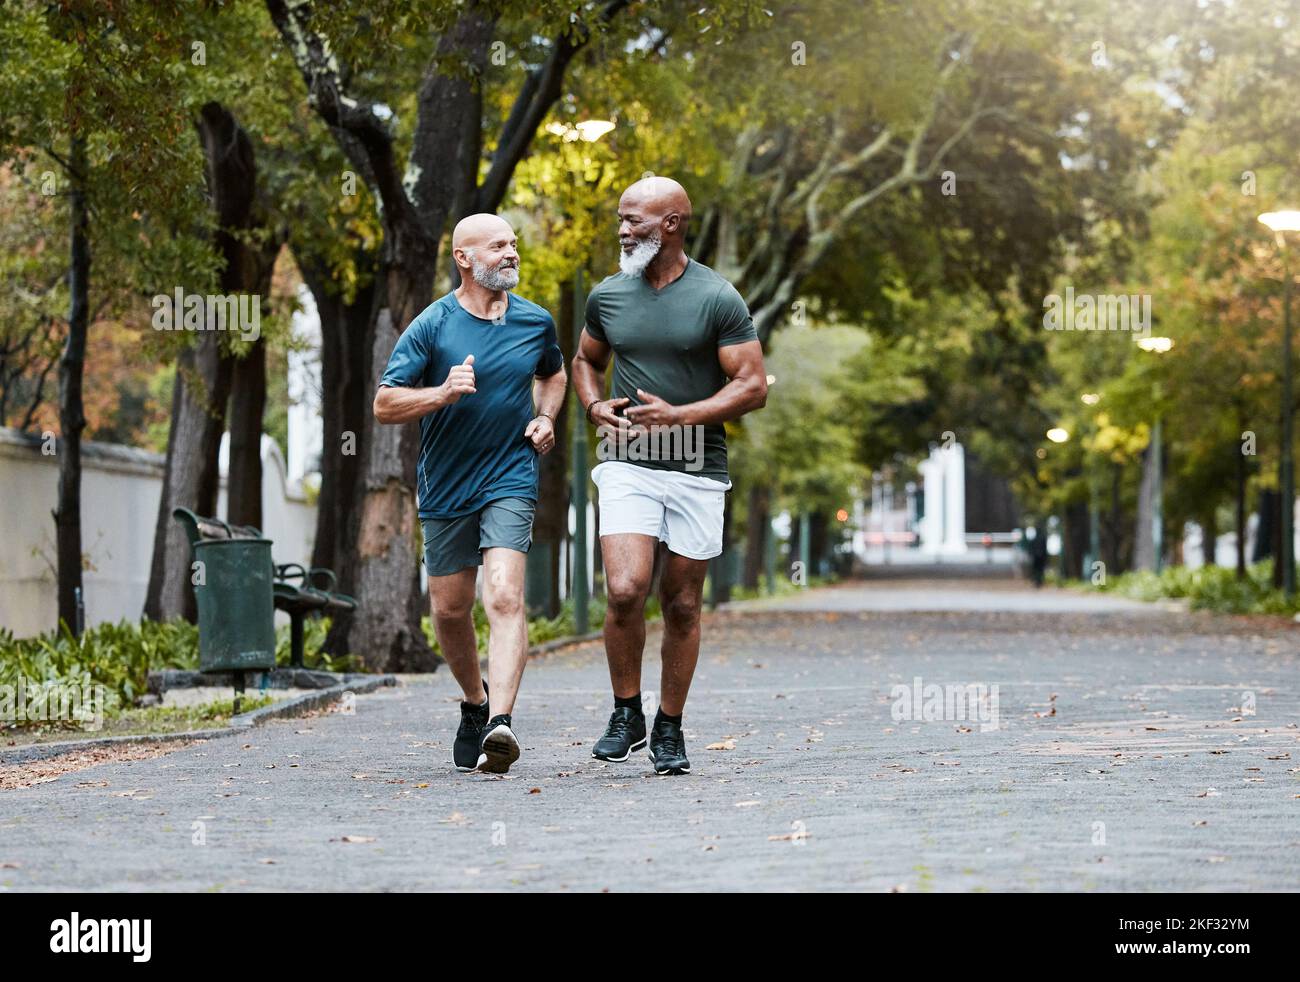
[2,580,1297,892]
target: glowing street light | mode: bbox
[1135,336,1173,353]
[545,119,616,143]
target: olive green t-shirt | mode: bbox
[584,258,758,480]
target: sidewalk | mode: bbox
[1,580,1296,891]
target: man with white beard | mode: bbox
[572,177,768,775]
[374,213,566,774]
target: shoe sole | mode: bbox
[476,725,520,774]
[591,737,648,762]
[648,750,690,775]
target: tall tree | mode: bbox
[262,0,656,668]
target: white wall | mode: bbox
[0,428,316,639]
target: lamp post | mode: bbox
[1080,393,1102,579]
[551,118,615,634]
[1136,335,1173,574]
[1258,210,1300,600]
[1046,427,1070,578]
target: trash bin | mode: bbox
[193,537,277,673]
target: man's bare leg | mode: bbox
[428,568,484,704]
[599,533,657,698]
[657,547,710,715]
[481,547,529,717]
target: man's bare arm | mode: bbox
[571,329,631,430]
[373,354,476,424]
[532,366,567,421]
[624,340,767,427]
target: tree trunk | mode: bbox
[144,334,232,621]
[1253,488,1276,564]
[1062,500,1089,580]
[227,338,266,529]
[809,510,828,578]
[1134,442,1158,572]
[345,280,438,672]
[742,483,769,590]
[712,493,735,604]
[1235,440,1248,578]
[145,102,270,620]
[55,134,89,634]
[1200,507,1217,568]
[302,265,375,580]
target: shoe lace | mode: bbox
[604,709,636,740]
[655,723,683,757]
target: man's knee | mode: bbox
[483,583,524,621]
[660,587,702,629]
[606,574,650,618]
[431,591,474,623]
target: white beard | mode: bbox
[467,251,519,291]
[619,231,662,277]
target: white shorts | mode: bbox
[592,460,731,560]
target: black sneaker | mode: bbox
[453,684,489,772]
[592,706,647,762]
[476,714,520,774]
[648,716,690,775]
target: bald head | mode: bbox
[452,213,519,292]
[619,177,692,231]
[616,177,691,277]
[452,213,515,253]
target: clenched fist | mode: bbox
[440,354,476,405]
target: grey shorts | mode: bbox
[421,496,535,577]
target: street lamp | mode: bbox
[1259,210,1300,598]
[562,118,615,634]
[1136,337,1173,573]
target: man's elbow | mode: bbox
[751,374,769,411]
[372,391,392,425]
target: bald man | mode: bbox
[572,177,768,775]
[374,213,567,774]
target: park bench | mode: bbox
[171,508,356,668]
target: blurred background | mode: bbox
[2,0,1298,672]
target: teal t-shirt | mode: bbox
[584,258,757,480]
[379,291,563,518]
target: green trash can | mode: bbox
[193,537,277,673]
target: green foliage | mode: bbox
[1091,562,1297,616]
[0,618,199,720]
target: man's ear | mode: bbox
[453,247,471,271]
[662,213,680,234]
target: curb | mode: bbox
[0,675,397,767]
